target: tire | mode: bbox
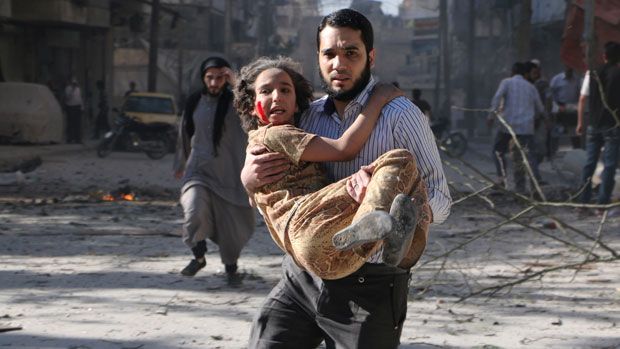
[166,130,177,153]
[443,132,467,158]
[145,139,169,160]
[96,136,115,158]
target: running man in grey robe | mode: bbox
[173,56,255,277]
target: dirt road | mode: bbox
[1,144,618,348]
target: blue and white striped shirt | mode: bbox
[491,75,545,135]
[299,76,452,225]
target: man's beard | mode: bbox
[202,83,227,97]
[321,61,371,101]
[206,87,223,97]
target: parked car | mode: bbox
[122,92,178,126]
[117,92,179,152]
[0,82,64,143]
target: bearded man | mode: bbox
[173,56,254,279]
[241,9,451,348]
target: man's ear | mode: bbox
[368,49,376,68]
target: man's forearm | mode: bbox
[577,95,587,125]
[428,189,451,224]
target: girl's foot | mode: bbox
[332,211,393,250]
[382,194,419,266]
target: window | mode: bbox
[123,96,174,114]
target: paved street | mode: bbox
[1,141,619,349]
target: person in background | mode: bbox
[64,77,84,144]
[124,81,138,97]
[549,65,582,153]
[412,88,432,120]
[93,80,109,139]
[524,61,549,184]
[489,62,545,193]
[528,59,549,108]
[47,80,63,105]
[576,41,620,210]
[173,57,255,280]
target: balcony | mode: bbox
[10,0,110,28]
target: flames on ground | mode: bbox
[101,185,136,201]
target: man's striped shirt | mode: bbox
[299,76,452,225]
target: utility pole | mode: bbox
[0,57,5,82]
[433,53,441,116]
[583,0,596,147]
[257,0,274,56]
[177,47,183,105]
[465,0,475,136]
[147,0,160,92]
[516,0,532,61]
[584,0,596,71]
[439,0,451,120]
[224,0,233,58]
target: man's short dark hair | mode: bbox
[316,8,374,54]
[200,56,231,77]
[511,62,526,76]
[412,88,422,99]
[523,61,537,74]
[604,41,620,65]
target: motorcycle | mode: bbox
[430,118,468,158]
[96,111,175,160]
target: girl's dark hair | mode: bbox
[233,56,314,133]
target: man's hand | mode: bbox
[241,145,290,195]
[558,103,566,113]
[345,164,375,203]
[486,114,495,128]
[223,67,236,86]
[576,122,584,136]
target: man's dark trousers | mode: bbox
[579,126,620,204]
[493,131,539,191]
[249,255,410,349]
[66,105,82,143]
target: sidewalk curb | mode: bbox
[0,141,97,172]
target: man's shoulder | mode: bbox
[550,73,563,84]
[188,90,203,102]
[309,95,328,109]
[385,96,415,110]
[496,77,512,88]
[301,95,330,120]
[535,79,549,88]
[183,90,204,113]
[609,65,620,79]
[514,76,531,87]
[520,79,538,94]
[383,96,425,120]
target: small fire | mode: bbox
[101,187,137,201]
